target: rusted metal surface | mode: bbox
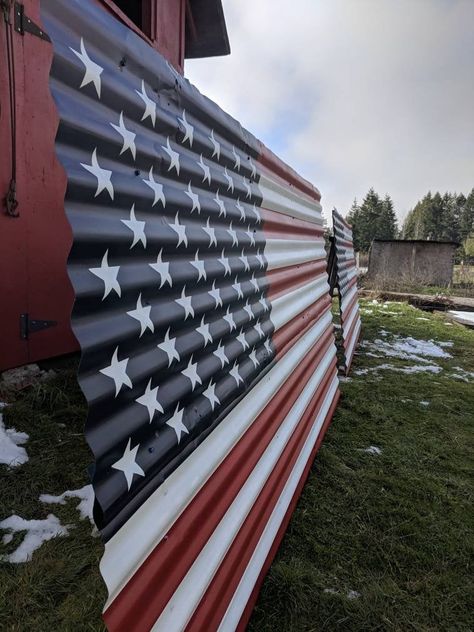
[332,209,361,374]
[42,0,340,628]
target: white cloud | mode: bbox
[185,0,474,222]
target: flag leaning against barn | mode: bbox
[332,209,361,374]
[42,0,340,629]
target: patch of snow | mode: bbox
[354,363,442,375]
[438,341,454,348]
[416,317,430,321]
[363,446,382,455]
[420,401,430,406]
[2,533,13,545]
[323,588,338,595]
[0,413,29,468]
[371,299,379,305]
[339,376,352,383]
[449,366,474,382]
[379,329,390,336]
[347,590,361,600]
[39,485,95,525]
[382,304,388,309]
[0,514,70,563]
[360,309,374,315]
[401,398,412,403]
[363,335,451,364]
[444,322,453,326]
[448,311,474,326]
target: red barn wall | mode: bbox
[0,0,185,371]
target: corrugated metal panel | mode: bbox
[332,209,361,373]
[41,0,340,629]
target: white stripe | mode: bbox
[152,347,337,632]
[259,172,323,225]
[271,276,329,331]
[102,312,334,607]
[340,284,357,312]
[218,376,339,631]
[344,318,361,367]
[265,238,326,270]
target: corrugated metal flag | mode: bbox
[42,0,341,629]
[332,209,361,373]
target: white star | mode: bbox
[70,37,103,97]
[214,190,226,217]
[209,130,221,160]
[264,338,272,354]
[250,274,259,293]
[243,300,253,319]
[259,295,269,312]
[176,286,194,319]
[149,249,172,288]
[218,249,231,276]
[166,405,188,443]
[198,154,211,184]
[232,277,243,299]
[185,182,200,213]
[203,217,217,247]
[209,280,223,308]
[190,250,206,281]
[182,355,202,390]
[256,251,265,268]
[127,293,154,336]
[161,137,180,175]
[255,321,264,338]
[158,328,180,366]
[232,146,241,171]
[143,167,165,207]
[121,204,146,249]
[227,222,239,247]
[237,329,249,350]
[178,110,194,146]
[135,79,156,126]
[197,316,213,346]
[89,250,121,299]
[229,362,243,385]
[223,167,234,193]
[136,378,163,422]
[249,348,259,368]
[223,306,236,331]
[249,158,257,179]
[213,342,229,368]
[243,178,252,198]
[236,199,246,222]
[253,203,261,223]
[110,111,136,159]
[169,212,188,247]
[239,250,250,272]
[80,148,114,199]
[203,380,220,411]
[246,225,256,246]
[100,347,132,396]
[112,438,144,490]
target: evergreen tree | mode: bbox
[378,195,398,239]
[460,188,474,242]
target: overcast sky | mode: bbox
[185,0,474,224]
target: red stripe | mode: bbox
[261,207,323,241]
[258,145,321,202]
[266,261,327,301]
[235,388,340,631]
[273,295,333,358]
[103,329,336,632]
[186,369,339,631]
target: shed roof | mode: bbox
[185,0,230,59]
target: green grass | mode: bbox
[1,301,473,631]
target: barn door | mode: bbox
[0,0,77,371]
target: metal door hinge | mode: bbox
[20,313,57,339]
[14,2,50,41]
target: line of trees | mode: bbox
[344,187,474,255]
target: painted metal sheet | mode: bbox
[332,209,361,373]
[41,0,340,629]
